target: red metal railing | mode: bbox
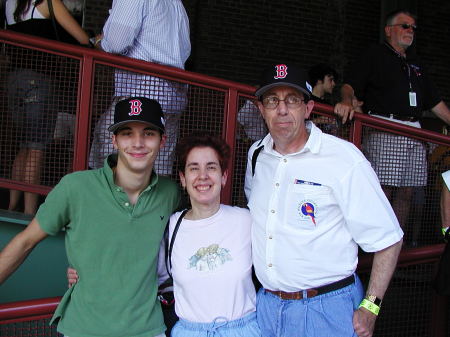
[0,29,255,204]
[0,247,444,314]
[0,297,60,324]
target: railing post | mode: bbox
[221,88,239,205]
[430,290,449,337]
[350,118,363,150]
[73,55,95,171]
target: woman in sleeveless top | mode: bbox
[5,0,89,215]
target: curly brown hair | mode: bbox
[175,132,231,173]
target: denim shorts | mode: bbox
[256,274,364,337]
[171,311,261,337]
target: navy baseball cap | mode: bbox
[255,63,312,98]
[108,97,165,133]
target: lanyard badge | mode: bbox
[409,92,417,107]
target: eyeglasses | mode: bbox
[388,23,417,32]
[262,95,304,109]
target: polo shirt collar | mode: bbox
[383,41,416,62]
[260,121,322,156]
[103,154,158,193]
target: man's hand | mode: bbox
[334,102,355,124]
[67,267,79,288]
[353,307,377,337]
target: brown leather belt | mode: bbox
[265,275,355,300]
[374,113,419,122]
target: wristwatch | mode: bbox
[366,294,382,307]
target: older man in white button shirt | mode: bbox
[244,63,403,337]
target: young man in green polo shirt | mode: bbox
[0,97,180,337]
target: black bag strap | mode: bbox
[251,143,264,177]
[165,209,189,278]
[47,0,60,41]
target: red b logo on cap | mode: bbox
[274,64,288,79]
[128,99,142,116]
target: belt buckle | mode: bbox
[291,292,303,300]
[307,289,319,298]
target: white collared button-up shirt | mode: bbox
[245,122,403,291]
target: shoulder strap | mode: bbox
[165,209,189,278]
[251,144,264,177]
[47,0,60,41]
[31,2,36,19]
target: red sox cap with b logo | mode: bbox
[108,97,166,133]
[255,63,312,98]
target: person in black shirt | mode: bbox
[336,9,450,230]
[308,63,338,104]
[308,64,341,135]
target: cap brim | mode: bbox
[255,82,311,98]
[108,120,165,133]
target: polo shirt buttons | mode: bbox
[116,188,121,192]
[268,235,273,239]
[275,183,279,187]
[124,202,130,207]
[268,263,273,267]
[283,159,287,163]
[271,210,275,213]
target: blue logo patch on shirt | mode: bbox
[301,202,316,225]
[297,199,319,226]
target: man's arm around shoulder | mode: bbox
[0,218,48,284]
[352,239,403,337]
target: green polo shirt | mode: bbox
[36,155,180,337]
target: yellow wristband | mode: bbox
[359,298,380,316]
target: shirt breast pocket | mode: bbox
[284,183,331,231]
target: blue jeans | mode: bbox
[171,311,261,337]
[257,275,364,337]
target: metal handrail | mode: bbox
[0,245,445,322]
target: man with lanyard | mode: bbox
[245,63,404,337]
[337,9,450,230]
[0,97,180,337]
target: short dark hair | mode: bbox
[308,64,338,87]
[175,132,231,173]
[385,9,417,26]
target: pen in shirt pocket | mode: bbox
[294,179,322,186]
